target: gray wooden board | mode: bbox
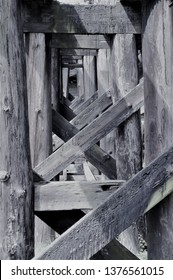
[71,89,113,130]
[35,181,125,211]
[35,81,144,180]
[35,145,173,259]
[23,1,141,34]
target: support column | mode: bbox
[27,33,55,256]
[97,48,116,161]
[77,67,85,98]
[142,0,173,259]
[83,54,97,100]
[0,0,34,259]
[111,34,142,255]
[51,48,60,112]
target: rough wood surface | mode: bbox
[142,0,173,259]
[62,67,69,98]
[111,34,142,255]
[71,89,112,130]
[35,145,173,259]
[35,81,143,180]
[23,1,141,34]
[77,68,85,98]
[83,162,96,181]
[60,102,76,121]
[0,0,34,259]
[35,181,124,211]
[26,33,55,255]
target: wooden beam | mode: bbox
[34,145,173,259]
[52,35,111,49]
[62,56,82,60]
[71,89,113,130]
[0,0,34,259]
[142,0,173,259]
[83,162,96,181]
[35,81,144,180]
[62,63,83,68]
[26,33,55,255]
[60,49,97,56]
[111,34,142,255]
[83,55,97,100]
[70,96,85,111]
[74,91,98,115]
[23,1,141,34]
[35,181,124,211]
[60,102,76,122]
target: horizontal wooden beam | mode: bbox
[60,49,97,56]
[35,145,173,259]
[35,81,143,180]
[35,181,125,211]
[52,35,111,49]
[62,56,83,60]
[62,63,83,68]
[23,2,141,34]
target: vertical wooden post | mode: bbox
[97,48,116,161]
[62,67,69,99]
[111,34,142,255]
[77,68,85,98]
[142,0,173,259]
[0,0,34,259]
[83,54,97,100]
[51,48,60,112]
[27,33,55,256]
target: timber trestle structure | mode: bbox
[0,0,173,260]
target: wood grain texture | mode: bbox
[35,181,124,211]
[23,1,141,34]
[35,81,144,180]
[111,34,142,255]
[35,145,173,259]
[60,102,76,121]
[0,0,34,259]
[77,68,85,98]
[26,33,55,255]
[142,0,173,259]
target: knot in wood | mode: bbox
[0,171,10,182]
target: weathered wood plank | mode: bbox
[62,67,69,98]
[35,81,143,180]
[77,68,85,99]
[35,145,173,259]
[23,2,141,34]
[26,33,55,255]
[70,96,85,111]
[51,48,60,111]
[35,181,124,211]
[71,89,113,130]
[0,0,34,259]
[62,63,83,68]
[60,49,97,56]
[74,91,98,115]
[142,0,173,259]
